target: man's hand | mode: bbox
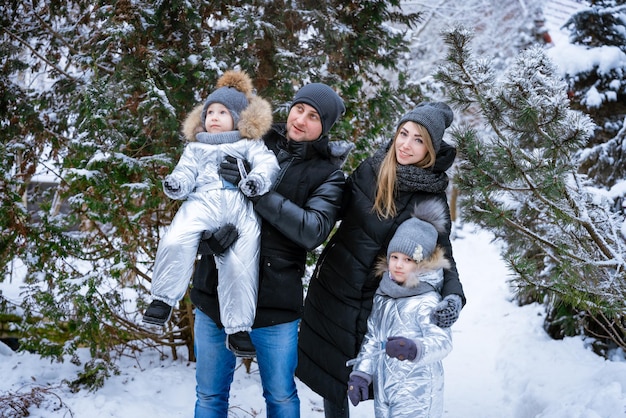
[219,156,250,185]
[197,224,239,255]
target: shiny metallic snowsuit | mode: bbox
[151,136,279,333]
[352,268,453,417]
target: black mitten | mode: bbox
[219,156,251,185]
[197,224,239,255]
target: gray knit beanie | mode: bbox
[387,217,438,264]
[291,83,345,136]
[387,199,449,263]
[397,102,454,153]
[201,86,249,128]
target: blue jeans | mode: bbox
[194,309,300,417]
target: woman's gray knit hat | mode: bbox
[201,86,249,128]
[291,83,345,136]
[387,199,449,263]
[397,102,454,153]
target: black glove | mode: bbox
[386,336,419,361]
[239,175,262,198]
[347,374,369,407]
[431,294,462,328]
[163,177,180,193]
[197,224,239,255]
[219,155,251,185]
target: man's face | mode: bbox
[285,103,323,142]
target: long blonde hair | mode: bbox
[372,122,436,219]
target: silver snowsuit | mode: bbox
[151,136,279,333]
[352,258,453,418]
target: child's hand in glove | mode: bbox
[347,374,370,406]
[163,176,180,193]
[386,336,421,361]
[239,174,264,198]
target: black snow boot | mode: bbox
[143,300,172,326]
[226,331,256,358]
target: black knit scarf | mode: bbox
[369,143,449,194]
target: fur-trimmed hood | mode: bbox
[181,71,273,142]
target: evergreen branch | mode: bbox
[481,193,586,264]
[31,4,115,75]
[1,27,77,81]
[500,143,619,264]
[586,311,626,351]
[566,175,623,263]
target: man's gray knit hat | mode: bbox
[397,102,454,153]
[387,199,449,263]
[291,83,346,136]
[201,86,249,128]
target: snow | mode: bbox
[3,2,626,416]
[544,5,626,111]
[2,225,625,417]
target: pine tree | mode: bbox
[562,0,626,188]
[437,26,626,352]
[1,0,422,389]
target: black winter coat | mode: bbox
[190,124,347,328]
[296,141,465,405]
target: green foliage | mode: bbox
[437,26,626,351]
[1,0,424,390]
[561,1,626,186]
[68,358,119,393]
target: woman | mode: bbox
[296,102,466,417]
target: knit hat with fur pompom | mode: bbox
[201,70,253,128]
[387,199,449,263]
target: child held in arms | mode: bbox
[144,70,278,358]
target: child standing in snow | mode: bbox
[347,199,454,418]
[143,70,279,357]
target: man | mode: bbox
[190,82,352,418]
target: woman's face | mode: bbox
[394,121,428,166]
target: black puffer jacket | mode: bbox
[190,124,349,328]
[296,141,465,405]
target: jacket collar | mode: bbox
[272,123,331,160]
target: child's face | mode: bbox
[204,103,234,133]
[394,121,428,166]
[388,251,418,284]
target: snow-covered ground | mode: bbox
[2,225,625,417]
[4,3,626,417]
